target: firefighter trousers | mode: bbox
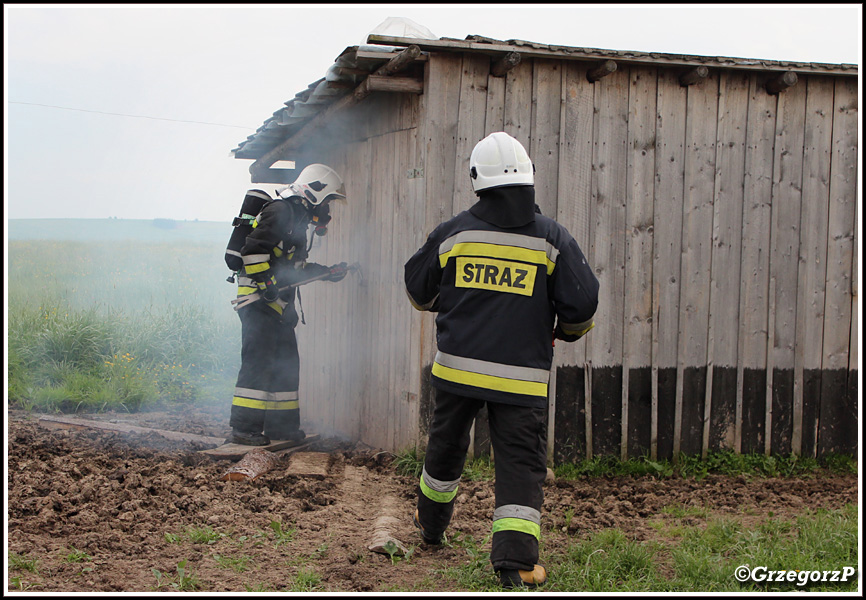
[230,303,301,439]
[416,388,548,571]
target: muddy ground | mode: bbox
[6,406,858,593]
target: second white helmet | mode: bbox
[469,132,534,193]
[278,163,346,206]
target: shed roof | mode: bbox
[232,31,858,165]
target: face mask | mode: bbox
[311,202,331,236]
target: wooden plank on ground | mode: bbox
[38,415,227,446]
[200,435,321,460]
[285,451,333,478]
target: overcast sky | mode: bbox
[3,3,862,222]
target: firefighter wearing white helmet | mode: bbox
[228,164,350,447]
[405,131,599,589]
[469,130,535,192]
[278,163,347,206]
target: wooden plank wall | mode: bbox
[291,53,858,460]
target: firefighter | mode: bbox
[404,132,599,588]
[229,163,349,446]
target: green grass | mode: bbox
[431,505,858,592]
[269,521,296,547]
[287,568,325,592]
[151,560,201,591]
[392,446,856,592]
[8,552,39,573]
[165,525,227,545]
[7,240,240,413]
[63,547,93,563]
[392,447,855,486]
[212,553,252,573]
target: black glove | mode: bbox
[261,277,279,302]
[325,262,349,282]
[554,323,580,342]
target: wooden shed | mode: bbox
[232,30,859,462]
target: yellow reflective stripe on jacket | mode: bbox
[432,363,547,397]
[559,318,595,337]
[244,262,270,275]
[432,351,549,397]
[438,230,557,275]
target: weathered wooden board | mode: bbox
[38,415,227,446]
[675,72,718,457]
[552,60,594,463]
[200,435,321,460]
[623,66,657,459]
[706,71,749,454]
[416,52,463,444]
[530,58,562,218]
[736,74,776,454]
[503,58,533,156]
[766,78,807,456]
[652,68,688,460]
[588,67,629,458]
[529,58,562,454]
[285,451,336,479]
[791,77,834,456]
[817,76,858,457]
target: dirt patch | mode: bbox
[6,408,858,593]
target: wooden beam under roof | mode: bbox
[365,34,858,76]
[250,45,423,180]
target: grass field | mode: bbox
[7,228,241,412]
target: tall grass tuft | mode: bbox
[8,239,240,413]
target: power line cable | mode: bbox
[9,101,256,130]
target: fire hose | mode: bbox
[230,262,362,311]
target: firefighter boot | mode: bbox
[498,564,547,589]
[228,429,271,446]
[413,509,444,546]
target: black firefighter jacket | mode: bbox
[404,186,599,408]
[237,197,330,322]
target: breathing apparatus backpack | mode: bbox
[224,189,273,282]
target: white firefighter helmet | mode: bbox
[278,163,346,206]
[469,131,534,193]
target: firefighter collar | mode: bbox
[469,185,537,229]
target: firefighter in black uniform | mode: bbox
[229,163,349,446]
[404,132,599,588]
